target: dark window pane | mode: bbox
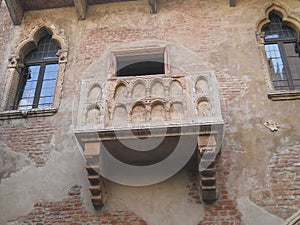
[262,12,297,40]
[24,36,59,62]
[116,53,165,76]
[282,43,300,81]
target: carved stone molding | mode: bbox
[264,120,279,132]
[268,90,300,101]
[7,55,24,70]
[0,108,58,120]
[255,31,265,45]
[283,210,300,225]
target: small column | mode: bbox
[0,56,23,111]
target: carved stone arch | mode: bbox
[87,83,102,103]
[132,80,146,99]
[150,78,165,97]
[197,97,212,118]
[256,2,300,33]
[16,25,68,60]
[169,80,184,98]
[114,81,128,101]
[112,104,128,126]
[170,101,184,121]
[131,101,147,124]
[86,104,101,125]
[195,76,210,95]
[150,100,165,123]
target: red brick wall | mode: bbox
[11,185,148,225]
[0,118,56,166]
[187,149,243,225]
[254,144,300,219]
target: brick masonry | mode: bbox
[253,144,300,219]
[187,149,243,225]
[0,118,56,167]
[9,185,148,225]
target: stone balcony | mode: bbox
[74,70,224,207]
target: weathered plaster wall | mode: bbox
[0,0,299,224]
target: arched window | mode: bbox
[13,35,60,109]
[262,11,300,90]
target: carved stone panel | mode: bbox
[86,107,101,125]
[150,81,164,98]
[88,85,102,103]
[196,79,209,95]
[132,82,146,99]
[132,104,147,124]
[197,99,211,118]
[170,103,184,121]
[113,106,128,127]
[170,80,183,98]
[151,102,165,124]
[114,83,127,101]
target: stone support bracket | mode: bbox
[4,0,24,25]
[229,0,236,7]
[74,0,88,20]
[149,0,157,13]
[198,135,219,202]
[84,142,108,208]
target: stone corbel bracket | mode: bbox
[84,142,108,208]
[198,135,220,202]
[149,0,157,13]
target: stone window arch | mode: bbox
[256,4,300,100]
[0,25,68,119]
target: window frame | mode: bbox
[108,46,170,80]
[256,8,300,101]
[0,25,68,119]
[14,60,59,110]
[264,40,298,91]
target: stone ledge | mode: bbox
[268,90,300,101]
[0,108,57,120]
